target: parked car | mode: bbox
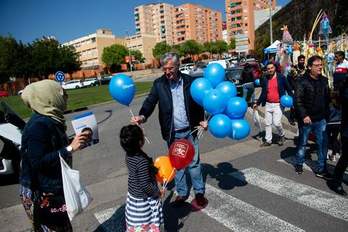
[208,60,230,69]
[83,78,99,87]
[100,76,112,85]
[62,80,84,90]
[179,66,192,75]
[0,90,9,97]
[225,66,244,85]
[0,102,25,179]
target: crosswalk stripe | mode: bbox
[94,205,125,232]
[277,157,313,171]
[230,168,348,221]
[189,183,305,232]
[277,158,348,181]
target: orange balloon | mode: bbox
[154,156,176,184]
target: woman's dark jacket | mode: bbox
[139,72,204,143]
[257,72,293,106]
[20,113,71,194]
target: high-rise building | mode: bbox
[174,3,222,44]
[63,29,125,69]
[134,3,175,45]
[225,0,276,52]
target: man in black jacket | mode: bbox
[132,52,208,207]
[294,55,330,177]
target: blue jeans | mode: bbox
[168,130,204,197]
[295,119,328,172]
[242,82,255,103]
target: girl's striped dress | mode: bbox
[125,152,163,231]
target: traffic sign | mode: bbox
[55,71,65,82]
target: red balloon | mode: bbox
[169,139,195,170]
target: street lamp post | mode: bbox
[269,0,273,45]
[126,31,132,72]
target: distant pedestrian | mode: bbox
[120,124,163,231]
[254,62,293,147]
[287,55,306,125]
[19,80,89,231]
[333,51,348,91]
[294,55,330,177]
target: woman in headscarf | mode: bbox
[19,80,89,231]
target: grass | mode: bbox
[2,82,153,119]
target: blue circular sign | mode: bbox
[55,71,65,82]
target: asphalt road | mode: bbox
[0,95,347,232]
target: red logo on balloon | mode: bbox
[169,139,195,170]
[172,142,189,157]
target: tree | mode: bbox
[58,45,81,75]
[102,44,128,73]
[130,50,145,63]
[180,40,203,57]
[171,44,184,57]
[0,36,18,83]
[31,38,61,79]
[213,40,228,58]
[152,42,171,59]
[229,38,236,50]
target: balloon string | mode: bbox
[129,108,151,144]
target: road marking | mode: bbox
[277,158,348,179]
[94,205,125,232]
[277,157,313,171]
[231,168,348,221]
[189,183,305,232]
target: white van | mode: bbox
[208,60,229,69]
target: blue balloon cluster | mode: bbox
[190,63,250,140]
[109,74,135,106]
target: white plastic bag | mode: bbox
[60,155,92,221]
[253,109,262,133]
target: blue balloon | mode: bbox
[225,97,248,119]
[204,63,225,88]
[203,89,227,115]
[109,74,135,106]
[254,79,260,86]
[208,114,232,138]
[216,81,237,100]
[229,119,251,140]
[280,95,293,108]
[190,78,213,106]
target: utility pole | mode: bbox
[269,0,273,45]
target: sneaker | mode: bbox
[278,135,285,146]
[195,193,208,208]
[315,171,333,180]
[260,141,271,147]
[328,182,348,196]
[295,165,303,175]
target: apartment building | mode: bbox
[225,0,276,52]
[134,3,175,45]
[63,29,125,69]
[126,34,157,64]
[174,3,222,45]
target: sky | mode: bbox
[0,0,290,44]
